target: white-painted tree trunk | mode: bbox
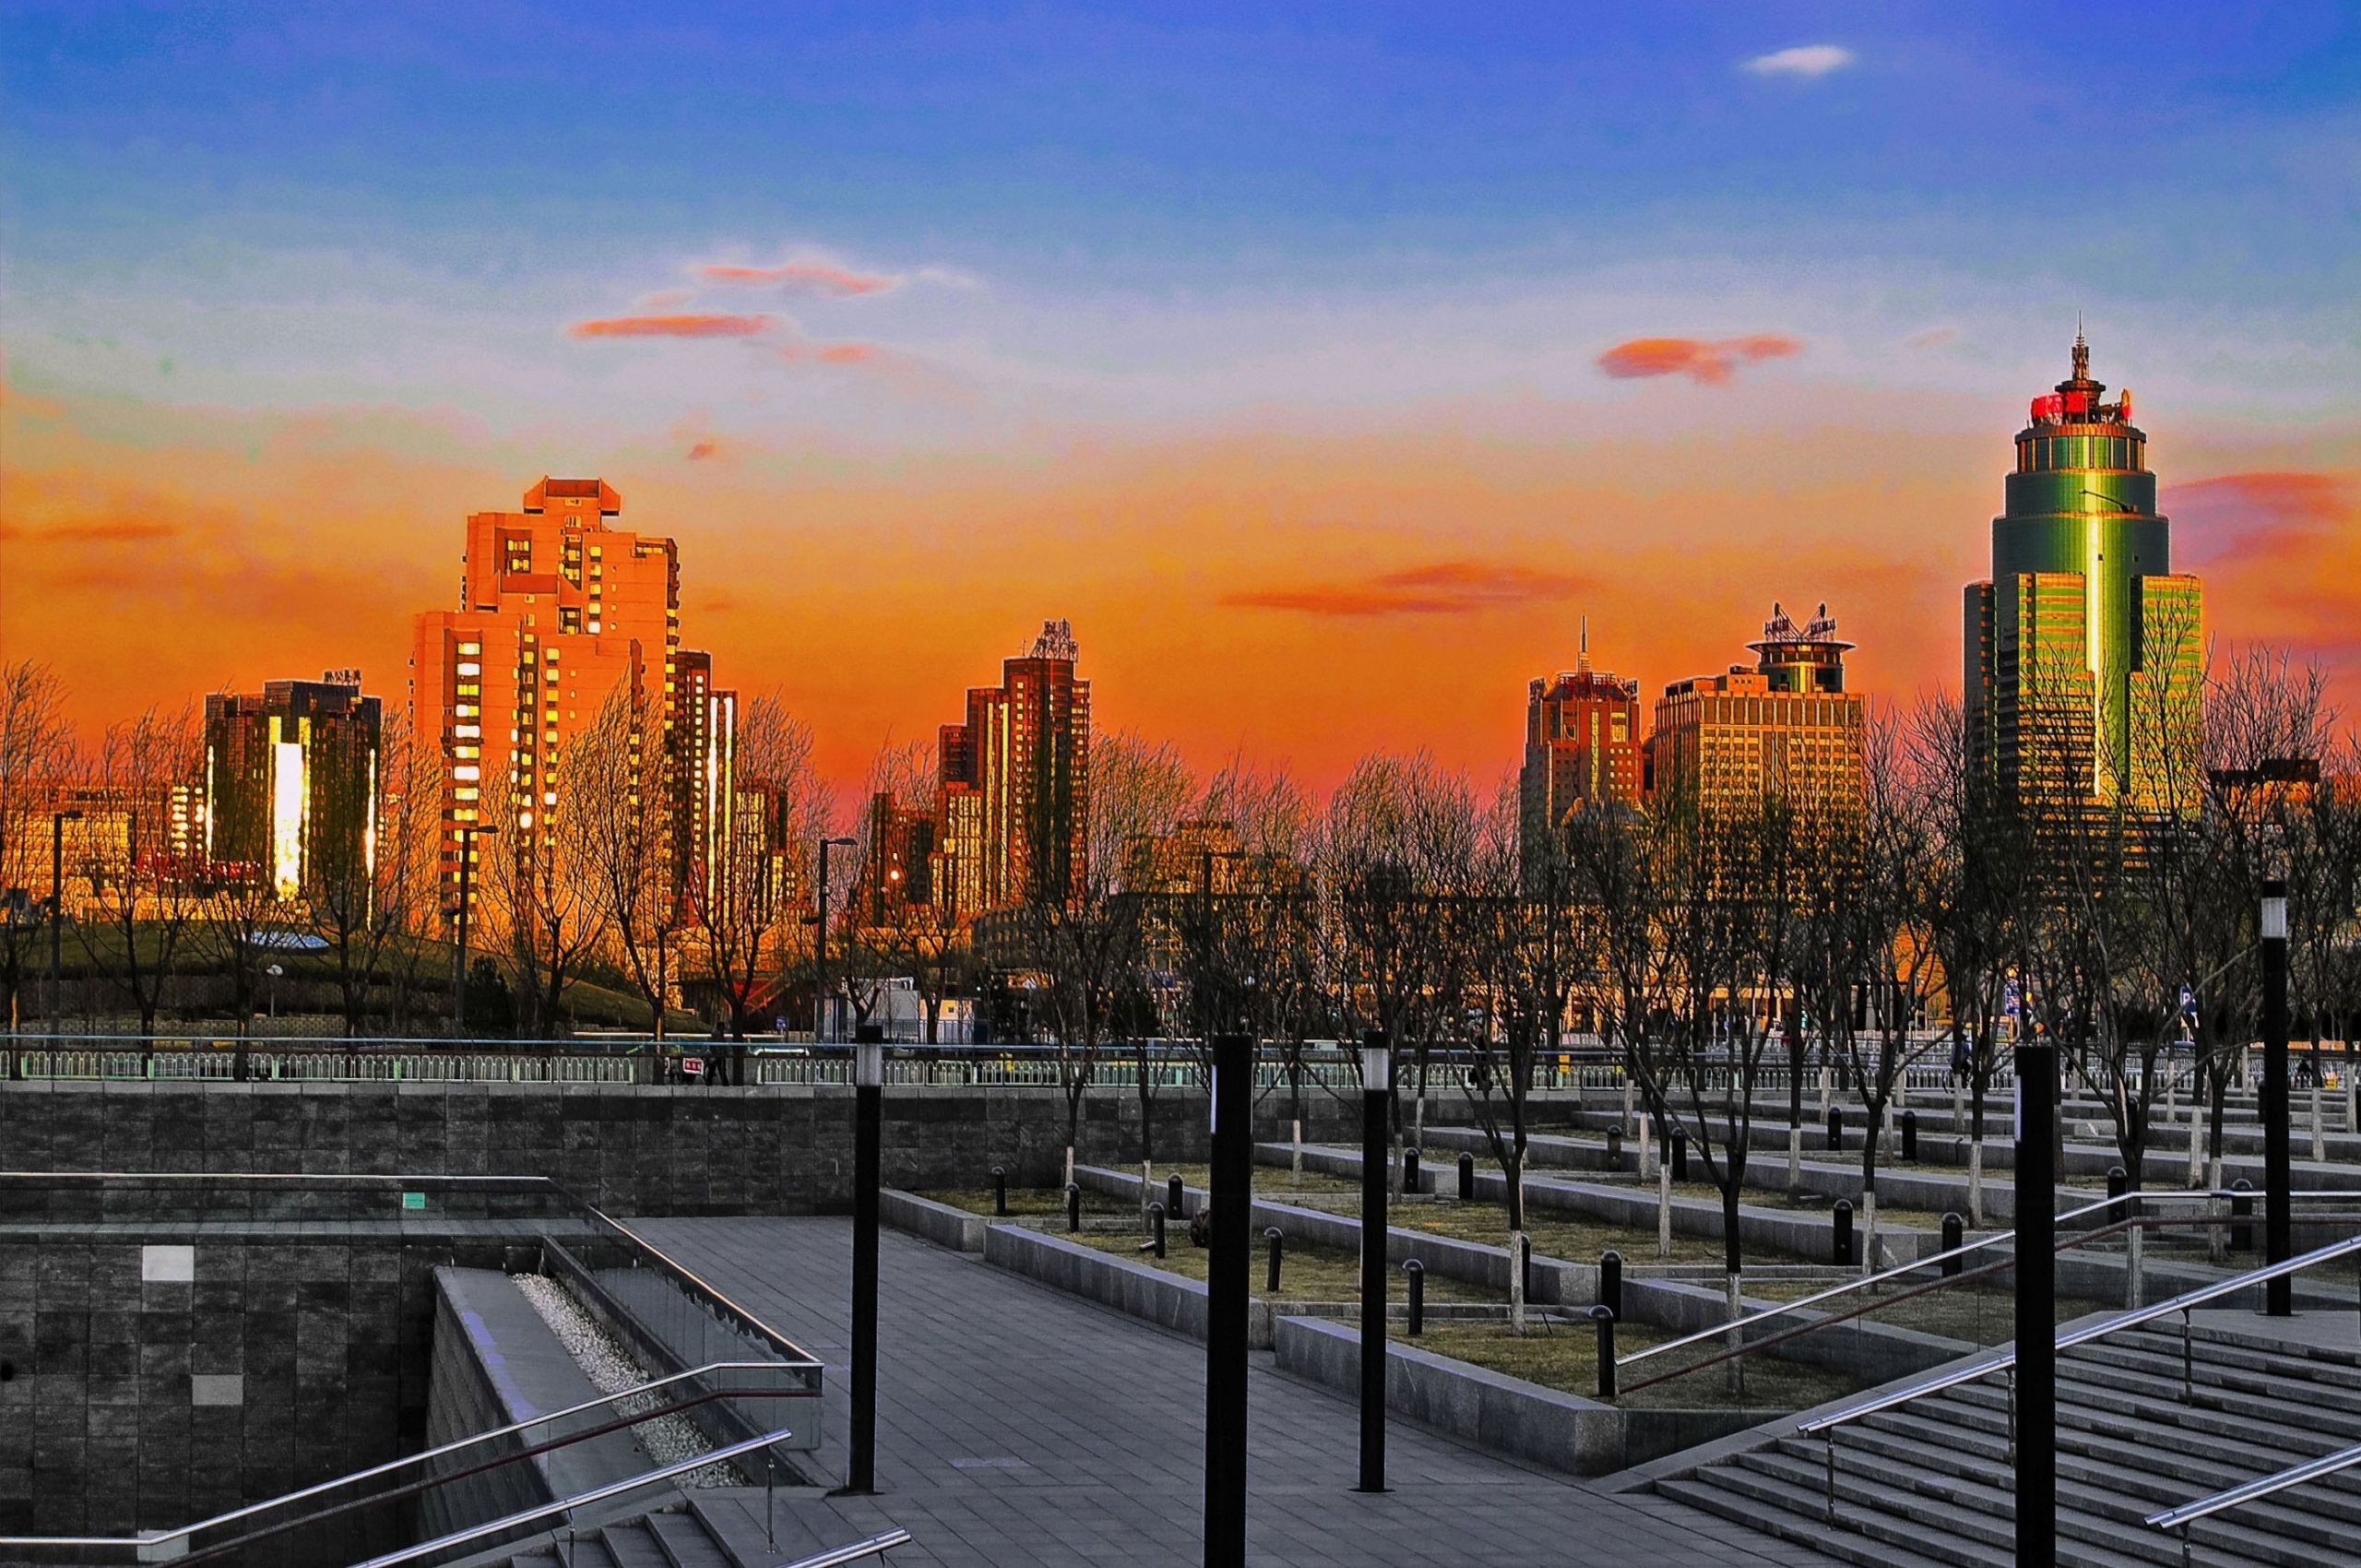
[1509,1227,1527,1335]
[1860,1189,1880,1277]
[1291,1118,1303,1188]
[1819,1063,1832,1119]
[1064,1144,1075,1189]
[2311,1078,2325,1163]
[2186,1095,2205,1189]
[1639,1113,1655,1182]
[1139,1156,1151,1218]
[1622,1079,1635,1135]
[1786,1123,1801,1191]
[1967,1139,1986,1228]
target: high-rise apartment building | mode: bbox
[409,478,682,922]
[202,672,383,900]
[932,619,1091,913]
[671,648,740,911]
[1518,626,1643,880]
[1648,603,1866,816]
[1965,336,2202,815]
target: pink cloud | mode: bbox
[1597,334,1803,385]
[567,313,775,339]
[698,261,899,297]
[2165,471,2351,567]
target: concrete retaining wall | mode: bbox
[980,1224,1275,1348]
[880,1189,988,1253]
[1272,1316,1762,1477]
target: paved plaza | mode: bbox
[630,1218,1840,1568]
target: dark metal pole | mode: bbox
[1203,1032,1252,1568]
[453,827,474,1035]
[848,1026,884,1493]
[50,810,77,1040]
[2262,879,2292,1316]
[1357,1031,1390,1494]
[2016,1040,2056,1568]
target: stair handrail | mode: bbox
[1615,1189,2128,1371]
[345,1428,798,1568]
[1795,1229,2361,1438]
[1617,1185,2361,1374]
[2144,1438,2361,1532]
[781,1531,917,1568]
[0,1360,803,1559]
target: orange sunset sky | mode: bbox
[6,7,2359,802]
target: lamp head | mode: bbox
[1359,1031,1390,1092]
[2261,878,2288,941]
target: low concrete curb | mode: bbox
[981,1222,1275,1348]
[1272,1315,1764,1477]
[880,1188,988,1253]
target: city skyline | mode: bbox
[4,6,2356,797]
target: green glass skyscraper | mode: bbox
[1965,336,2202,814]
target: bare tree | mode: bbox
[77,705,204,1042]
[0,662,77,1032]
[573,684,679,1042]
[688,695,825,1047]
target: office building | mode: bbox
[1648,603,1866,816]
[933,619,1091,913]
[1518,625,1643,880]
[202,672,383,900]
[1964,336,2203,815]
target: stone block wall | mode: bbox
[0,1081,1379,1216]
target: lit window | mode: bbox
[457,661,481,677]
[459,641,481,655]
[456,704,480,719]
[456,787,480,802]
[543,790,558,806]
[453,766,481,781]
[456,725,481,740]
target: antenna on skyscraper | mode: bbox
[1578,616,1590,672]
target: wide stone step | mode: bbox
[1676,1457,2013,1568]
[2074,1339,2361,1415]
[1775,1430,2016,1520]
[1652,1475,1973,1568]
[599,1521,678,1568]
[646,1510,736,1568]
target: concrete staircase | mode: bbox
[1651,1317,2361,1566]
[498,1501,745,1568]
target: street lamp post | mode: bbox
[814,837,857,1043]
[451,823,498,1036]
[1202,1031,1252,1568]
[2261,877,2292,1316]
[1356,1031,1391,1494]
[2015,1039,2057,1568]
[49,808,83,1042]
[846,1023,884,1494]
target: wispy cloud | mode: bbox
[1742,44,1855,78]
[1905,326,1960,350]
[2165,470,2351,565]
[1596,334,1801,385]
[1222,561,1596,618]
[698,261,899,297]
[9,517,183,543]
[567,313,776,339]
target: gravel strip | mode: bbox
[512,1272,748,1488]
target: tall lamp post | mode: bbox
[1356,1030,1390,1494]
[813,836,857,1043]
[48,807,83,1044]
[1203,1031,1252,1568]
[845,1023,884,1494]
[450,822,498,1035]
[2015,1039,2057,1568]
[2261,877,2292,1316]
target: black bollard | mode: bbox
[1941,1212,1964,1276]
[1598,1250,1623,1321]
[1833,1199,1855,1266]
[1902,1110,1918,1162]
[1828,1104,1843,1153]
[2107,1164,2128,1205]
[1457,1151,1475,1201]
[1404,1146,1422,1194]
[1404,1259,1425,1336]
[1265,1227,1285,1293]
[2231,1179,2254,1253]
[1150,1201,1167,1258]
[1169,1172,1186,1221]
[1606,1127,1623,1172]
[1066,1182,1082,1233]
[991,1165,1008,1218]
[1670,1125,1688,1182]
[1590,1305,1618,1400]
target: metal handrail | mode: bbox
[346,1429,798,1568]
[2145,1439,2361,1531]
[1618,1185,2361,1373]
[1616,1190,2126,1370]
[1796,1231,2361,1437]
[784,1532,918,1568]
[0,1360,807,1555]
